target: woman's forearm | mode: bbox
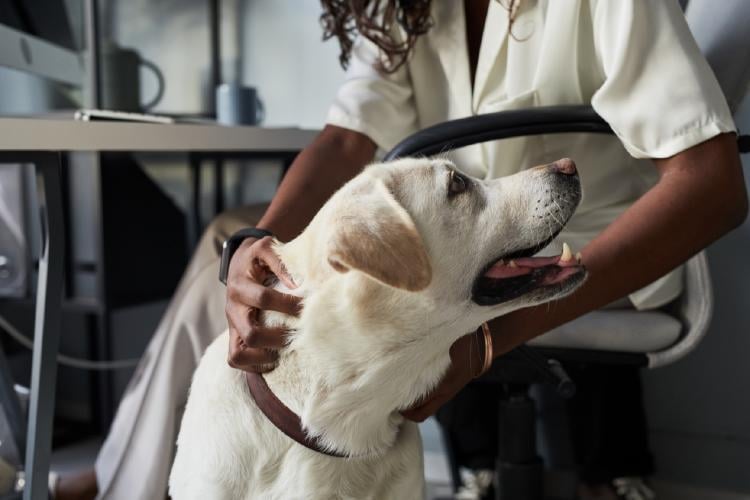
[258,125,377,241]
[489,133,748,355]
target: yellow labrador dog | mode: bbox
[169,158,586,499]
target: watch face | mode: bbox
[219,229,274,284]
[219,239,236,285]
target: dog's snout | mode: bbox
[548,158,577,176]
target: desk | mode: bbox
[0,117,316,151]
[0,117,317,500]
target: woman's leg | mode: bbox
[566,364,654,482]
[57,204,267,500]
[568,297,656,499]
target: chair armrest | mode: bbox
[647,252,714,368]
[384,105,613,160]
[385,105,717,370]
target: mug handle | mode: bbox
[255,95,265,125]
[139,58,166,111]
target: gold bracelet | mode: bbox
[476,322,494,378]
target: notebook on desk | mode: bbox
[74,109,175,124]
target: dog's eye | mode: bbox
[448,171,468,196]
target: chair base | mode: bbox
[495,386,544,500]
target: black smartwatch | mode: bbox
[219,227,275,285]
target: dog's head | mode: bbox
[287,157,586,334]
[272,157,588,456]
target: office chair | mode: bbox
[383,3,750,494]
[384,105,747,500]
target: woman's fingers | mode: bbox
[252,236,298,289]
[400,367,460,422]
[225,302,288,349]
[227,329,279,372]
[228,276,301,316]
[401,332,481,422]
[224,234,302,375]
[241,321,290,350]
[400,400,433,423]
[400,374,465,422]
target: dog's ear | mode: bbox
[328,180,432,291]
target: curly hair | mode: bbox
[320,0,524,73]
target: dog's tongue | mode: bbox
[483,243,581,279]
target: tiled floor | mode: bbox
[48,420,455,498]
[48,422,750,500]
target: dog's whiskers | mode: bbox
[549,199,565,227]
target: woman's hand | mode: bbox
[225,236,302,373]
[222,128,376,374]
[401,331,485,422]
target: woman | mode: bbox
[58,1,747,498]
[222,1,745,498]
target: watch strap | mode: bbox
[219,227,275,285]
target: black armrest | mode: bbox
[384,104,750,158]
[384,105,613,160]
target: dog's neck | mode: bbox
[260,238,462,458]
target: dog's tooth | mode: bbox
[508,260,517,268]
[560,242,573,262]
[575,252,583,264]
[499,259,506,266]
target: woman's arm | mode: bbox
[257,125,377,240]
[225,125,376,371]
[491,133,747,353]
[403,132,747,421]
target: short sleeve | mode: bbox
[326,35,419,153]
[590,0,736,159]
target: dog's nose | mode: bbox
[548,158,577,176]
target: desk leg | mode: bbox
[213,158,224,216]
[188,154,202,248]
[23,153,65,500]
[0,339,25,462]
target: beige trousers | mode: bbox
[94,204,267,500]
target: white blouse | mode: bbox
[326,0,735,309]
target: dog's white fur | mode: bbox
[169,158,584,499]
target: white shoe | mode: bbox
[454,468,494,500]
[612,477,656,500]
[9,468,59,498]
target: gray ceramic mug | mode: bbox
[100,43,165,112]
[216,84,265,126]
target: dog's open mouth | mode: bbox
[472,240,586,306]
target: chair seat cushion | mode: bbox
[527,310,682,353]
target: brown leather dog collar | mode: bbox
[244,372,349,458]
